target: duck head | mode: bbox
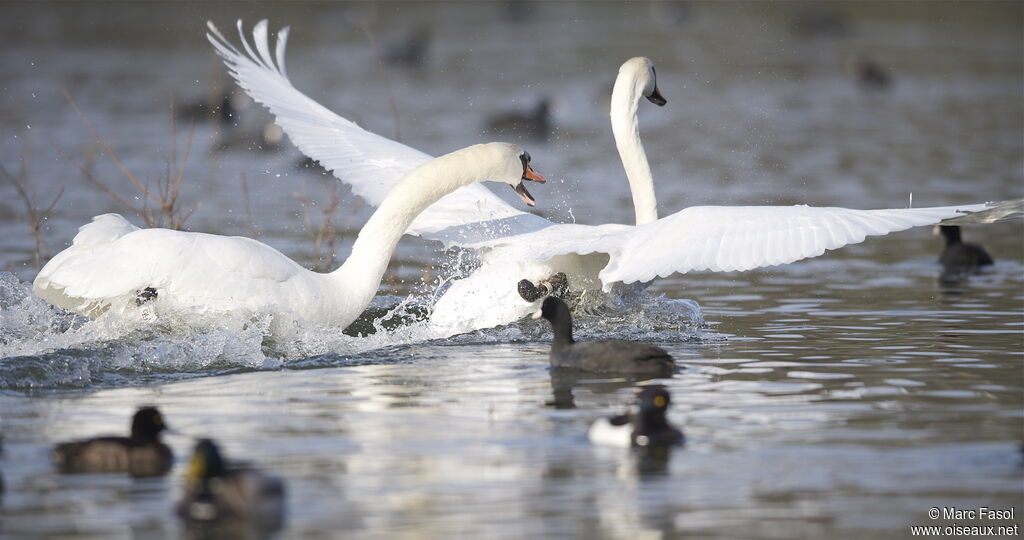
[186,438,227,483]
[636,385,672,426]
[131,406,169,441]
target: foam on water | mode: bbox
[0,271,707,390]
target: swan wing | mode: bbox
[468,202,998,287]
[600,202,1000,284]
[207,20,550,245]
[34,214,144,311]
[936,196,1023,225]
[34,215,308,314]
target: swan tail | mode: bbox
[33,214,143,316]
[70,213,140,248]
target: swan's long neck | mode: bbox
[329,145,503,318]
[331,174,451,314]
[611,71,658,226]
[328,187,429,313]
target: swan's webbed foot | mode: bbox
[135,287,158,306]
[518,279,547,302]
[517,272,569,302]
[546,272,569,297]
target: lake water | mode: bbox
[0,2,1021,538]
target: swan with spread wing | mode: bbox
[207,20,1018,336]
[33,143,545,333]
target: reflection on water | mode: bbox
[2,257,1020,538]
[0,1,1021,538]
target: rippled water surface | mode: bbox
[1,2,1022,538]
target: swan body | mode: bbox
[208,21,1015,336]
[33,143,544,330]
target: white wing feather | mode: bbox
[206,20,551,245]
[204,20,1017,333]
[468,203,997,288]
[33,214,309,315]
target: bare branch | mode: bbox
[1,151,65,270]
[0,162,32,215]
[168,121,196,228]
[42,186,65,217]
[62,88,163,206]
[240,172,259,238]
[293,180,346,272]
[59,88,201,230]
[177,202,201,228]
[360,20,402,141]
[51,141,140,212]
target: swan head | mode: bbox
[618,57,667,107]
[460,142,547,207]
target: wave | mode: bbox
[0,272,708,390]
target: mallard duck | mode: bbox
[535,296,675,376]
[52,406,172,477]
[589,385,685,448]
[177,439,285,529]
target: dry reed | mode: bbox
[60,89,200,230]
[0,149,64,270]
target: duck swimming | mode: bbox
[536,296,675,377]
[937,225,993,270]
[588,385,684,448]
[177,438,285,529]
[52,406,172,477]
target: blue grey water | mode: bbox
[0,2,1021,538]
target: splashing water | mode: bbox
[0,272,707,390]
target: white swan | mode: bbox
[207,21,1014,335]
[32,143,546,331]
